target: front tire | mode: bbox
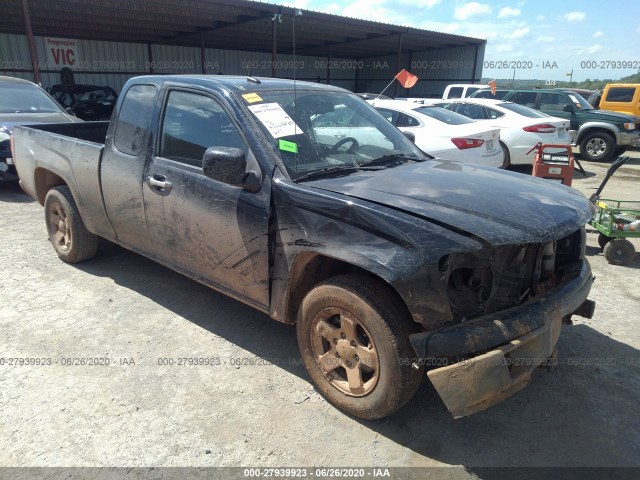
[296,275,423,419]
[579,132,615,162]
[44,186,98,263]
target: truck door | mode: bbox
[539,92,579,132]
[142,88,271,309]
[101,84,158,253]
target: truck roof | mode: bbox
[130,75,346,94]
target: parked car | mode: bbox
[587,90,602,109]
[49,84,118,121]
[469,89,510,100]
[442,84,489,99]
[0,76,80,182]
[436,98,571,167]
[369,99,504,167]
[589,84,640,117]
[14,75,595,420]
[499,88,640,161]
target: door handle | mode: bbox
[147,175,173,192]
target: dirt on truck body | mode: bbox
[13,75,596,419]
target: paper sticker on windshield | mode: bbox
[242,93,263,103]
[279,139,299,153]
[248,103,303,138]
[568,95,580,104]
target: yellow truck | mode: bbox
[590,84,640,117]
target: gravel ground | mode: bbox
[1,149,639,477]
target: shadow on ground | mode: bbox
[74,244,640,471]
[0,181,35,203]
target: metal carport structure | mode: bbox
[1,0,486,97]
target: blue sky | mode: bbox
[266,0,640,82]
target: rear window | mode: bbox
[604,87,636,103]
[114,84,157,156]
[498,102,548,118]
[413,106,474,125]
[446,87,464,99]
[0,83,64,114]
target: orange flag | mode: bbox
[488,79,497,95]
[395,69,419,88]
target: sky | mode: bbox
[264,0,640,82]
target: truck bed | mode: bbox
[29,121,110,144]
[13,121,116,240]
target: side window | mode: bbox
[114,84,157,156]
[604,87,635,103]
[539,93,563,111]
[447,87,463,99]
[396,113,420,127]
[511,92,537,108]
[159,91,247,168]
[375,108,399,125]
[486,108,504,119]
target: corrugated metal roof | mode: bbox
[2,0,485,59]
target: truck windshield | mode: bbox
[245,91,426,181]
[0,83,66,114]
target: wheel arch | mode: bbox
[34,167,68,206]
[282,252,412,326]
[576,124,619,145]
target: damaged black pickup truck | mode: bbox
[13,75,595,419]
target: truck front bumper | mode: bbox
[409,260,594,418]
[618,131,640,147]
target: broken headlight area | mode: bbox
[442,228,585,323]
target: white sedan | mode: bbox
[368,99,504,168]
[433,98,571,167]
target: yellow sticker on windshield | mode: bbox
[242,93,263,103]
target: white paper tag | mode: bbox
[568,95,580,104]
[248,103,303,138]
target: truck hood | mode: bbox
[585,108,639,123]
[306,160,592,246]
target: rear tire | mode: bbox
[579,132,615,162]
[500,142,511,169]
[44,186,98,263]
[603,238,635,266]
[296,275,423,419]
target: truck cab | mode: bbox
[442,84,489,100]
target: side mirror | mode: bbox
[402,131,416,143]
[202,147,261,191]
[562,104,574,112]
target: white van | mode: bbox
[442,84,489,100]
